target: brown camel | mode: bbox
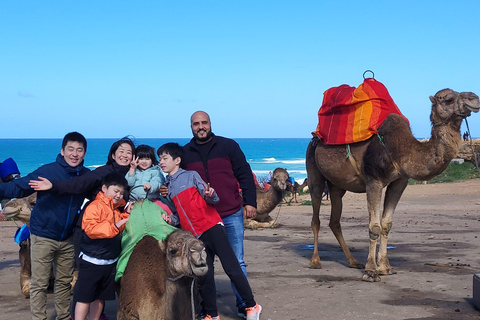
[2,192,37,224]
[306,89,479,282]
[3,193,36,298]
[287,178,309,203]
[2,193,59,297]
[245,167,289,229]
[117,231,208,320]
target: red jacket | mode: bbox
[167,169,222,237]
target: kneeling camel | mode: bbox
[245,167,289,229]
[118,230,208,320]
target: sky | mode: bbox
[1,1,480,139]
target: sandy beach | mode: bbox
[1,179,480,319]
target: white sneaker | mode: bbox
[245,304,262,320]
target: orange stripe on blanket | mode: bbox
[314,78,408,145]
[350,88,373,142]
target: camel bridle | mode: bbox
[166,238,203,320]
[432,93,469,127]
[166,240,191,282]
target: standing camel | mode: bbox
[306,89,479,282]
[287,178,309,203]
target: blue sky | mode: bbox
[1,1,479,139]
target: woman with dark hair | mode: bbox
[29,137,135,200]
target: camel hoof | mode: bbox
[21,281,31,298]
[378,267,397,275]
[269,221,279,228]
[362,271,381,282]
[308,261,322,269]
[243,219,259,230]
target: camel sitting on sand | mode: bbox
[245,167,289,229]
[306,89,479,282]
[117,231,207,320]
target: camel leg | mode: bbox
[328,184,363,269]
[377,178,408,275]
[244,218,259,230]
[363,181,383,282]
[306,143,324,269]
[19,240,31,298]
[245,216,278,229]
[309,178,323,269]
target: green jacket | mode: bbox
[115,200,178,282]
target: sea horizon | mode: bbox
[0,138,310,183]
[2,136,477,185]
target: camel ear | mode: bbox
[158,239,166,251]
[27,193,37,206]
[429,96,435,104]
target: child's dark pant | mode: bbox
[199,224,256,317]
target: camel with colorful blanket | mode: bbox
[306,74,479,282]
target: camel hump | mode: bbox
[123,235,168,284]
[130,235,165,261]
[315,78,407,145]
[377,113,411,137]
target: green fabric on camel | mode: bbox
[115,199,178,281]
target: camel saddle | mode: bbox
[313,78,408,145]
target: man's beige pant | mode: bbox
[30,234,74,320]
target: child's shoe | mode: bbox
[245,304,262,320]
[201,315,220,320]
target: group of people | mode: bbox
[0,111,262,320]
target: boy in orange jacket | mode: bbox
[73,173,129,320]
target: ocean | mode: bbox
[0,138,310,183]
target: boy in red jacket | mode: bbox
[158,142,261,320]
[73,173,129,320]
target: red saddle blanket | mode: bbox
[314,78,408,145]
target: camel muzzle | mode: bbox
[461,92,480,113]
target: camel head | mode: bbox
[429,89,480,127]
[271,167,289,191]
[2,193,37,225]
[162,230,207,279]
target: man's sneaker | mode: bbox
[245,304,262,320]
[99,314,109,320]
[237,306,247,319]
[202,315,220,320]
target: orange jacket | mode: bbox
[82,191,128,239]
